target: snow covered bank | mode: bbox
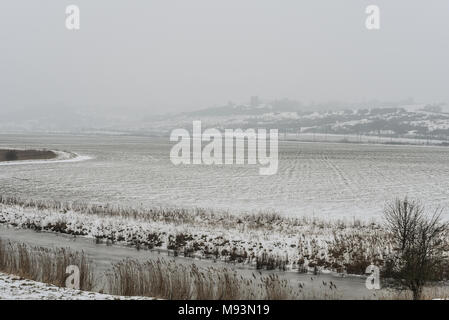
[0,198,395,275]
[0,272,151,300]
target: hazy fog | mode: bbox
[0,0,448,116]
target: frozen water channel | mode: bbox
[0,225,380,299]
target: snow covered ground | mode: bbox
[0,272,151,300]
[3,135,449,219]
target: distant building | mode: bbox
[250,96,260,107]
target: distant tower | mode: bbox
[250,96,260,107]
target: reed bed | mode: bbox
[106,258,303,300]
[0,238,94,290]
[0,238,324,300]
[0,195,368,230]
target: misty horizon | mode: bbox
[1,0,448,118]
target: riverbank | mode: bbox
[0,196,388,276]
[2,226,449,300]
[0,226,371,299]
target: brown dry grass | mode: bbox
[106,258,305,300]
[378,286,449,300]
[0,238,95,291]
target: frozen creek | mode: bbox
[0,225,381,299]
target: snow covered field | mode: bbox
[1,134,449,219]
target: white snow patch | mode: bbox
[0,272,152,300]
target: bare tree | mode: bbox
[383,197,449,300]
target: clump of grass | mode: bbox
[378,286,449,300]
[0,238,95,291]
[262,274,299,299]
[256,252,288,271]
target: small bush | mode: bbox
[5,150,18,161]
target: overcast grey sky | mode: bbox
[0,0,448,115]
